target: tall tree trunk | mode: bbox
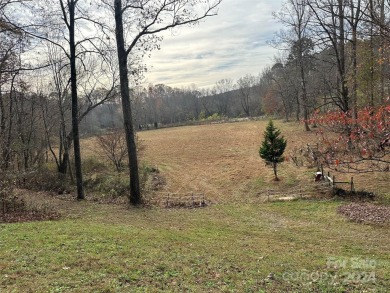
[58,131,72,174]
[281,95,289,122]
[350,0,361,119]
[295,94,300,121]
[379,0,385,103]
[369,10,375,107]
[298,46,310,131]
[352,28,358,118]
[295,0,310,129]
[0,85,6,170]
[68,1,84,200]
[338,0,349,113]
[114,0,141,205]
[58,150,69,174]
[4,73,17,170]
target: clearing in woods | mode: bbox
[134,120,388,201]
[138,121,308,200]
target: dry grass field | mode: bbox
[136,120,389,202]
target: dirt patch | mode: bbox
[338,203,390,225]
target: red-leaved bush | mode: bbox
[309,103,389,172]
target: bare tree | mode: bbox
[57,0,87,199]
[237,74,257,117]
[199,88,212,118]
[111,0,222,205]
[97,129,127,172]
[269,61,300,121]
[0,12,24,171]
[349,0,364,118]
[213,78,234,117]
[4,0,91,199]
[274,0,313,130]
[44,44,72,175]
[307,0,351,114]
[367,0,389,104]
[4,0,120,199]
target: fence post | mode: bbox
[351,177,354,193]
[326,171,330,186]
[267,190,270,202]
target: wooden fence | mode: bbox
[319,166,355,193]
[264,162,357,201]
[304,144,356,193]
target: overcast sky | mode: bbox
[143,0,285,89]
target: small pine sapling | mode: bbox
[259,120,287,181]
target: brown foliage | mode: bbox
[338,203,390,225]
[310,105,390,173]
[1,210,60,223]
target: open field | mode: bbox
[1,120,389,292]
[136,120,389,202]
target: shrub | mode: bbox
[19,165,71,194]
[84,173,130,198]
[82,157,108,174]
[206,113,225,121]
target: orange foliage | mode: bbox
[309,103,390,172]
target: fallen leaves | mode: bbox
[0,210,60,224]
[338,203,390,225]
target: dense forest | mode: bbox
[1,0,389,202]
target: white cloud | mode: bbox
[143,0,284,89]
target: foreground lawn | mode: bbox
[1,200,389,292]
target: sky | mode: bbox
[143,0,285,89]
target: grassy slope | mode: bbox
[1,120,389,292]
[138,121,315,201]
[138,120,389,200]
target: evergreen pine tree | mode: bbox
[259,120,287,181]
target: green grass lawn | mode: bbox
[1,200,389,292]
